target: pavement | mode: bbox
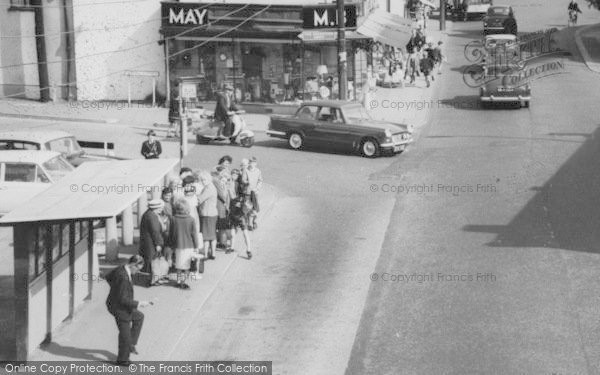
[27,182,284,363]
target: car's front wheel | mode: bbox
[288,132,304,150]
[360,138,381,158]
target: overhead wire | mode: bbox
[0,4,273,100]
[0,4,249,70]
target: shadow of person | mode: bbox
[38,342,116,362]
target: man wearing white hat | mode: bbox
[139,199,165,286]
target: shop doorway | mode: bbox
[242,47,264,101]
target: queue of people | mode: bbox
[137,155,263,290]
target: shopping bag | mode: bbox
[151,256,169,279]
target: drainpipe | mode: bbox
[33,0,50,102]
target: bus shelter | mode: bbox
[0,158,178,360]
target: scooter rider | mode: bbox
[214,84,239,140]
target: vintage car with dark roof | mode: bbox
[483,5,517,35]
[267,101,413,158]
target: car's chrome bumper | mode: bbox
[380,139,413,149]
[481,95,531,102]
[266,130,286,137]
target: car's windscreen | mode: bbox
[343,105,372,122]
[43,156,74,181]
[488,7,510,15]
[46,137,82,156]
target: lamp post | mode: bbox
[440,0,446,31]
[337,0,348,100]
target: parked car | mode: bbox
[483,5,517,35]
[267,101,413,158]
[480,65,531,108]
[452,0,493,21]
[0,130,122,167]
[0,151,74,215]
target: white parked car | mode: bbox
[0,130,121,167]
[0,151,74,215]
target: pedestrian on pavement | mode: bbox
[169,198,201,289]
[404,51,418,84]
[160,187,174,268]
[197,171,218,260]
[182,175,201,249]
[141,130,162,159]
[229,169,254,260]
[139,199,165,286]
[420,50,435,88]
[214,166,232,252]
[425,42,436,82]
[245,157,263,229]
[218,155,233,171]
[433,41,446,75]
[105,255,151,366]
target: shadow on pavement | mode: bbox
[38,342,115,362]
[464,125,600,253]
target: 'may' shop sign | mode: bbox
[303,5,357,29]
[163,4,209,26]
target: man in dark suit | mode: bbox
[214,84,239,139]
[139,199,165,286]
[141,130,162,159]
[105,255,151,366]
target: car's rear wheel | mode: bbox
[288,132,304,150]
[523,101,530,108]
[360,138,381,158]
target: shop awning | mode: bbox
[356,10,416,48]
[298,30,369,42]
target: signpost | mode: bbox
[177,75,204,167]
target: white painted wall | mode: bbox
[0,6,40,99]
[73,0,164,101]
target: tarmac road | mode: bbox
[345,1,600,374]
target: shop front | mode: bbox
[160,2,371,106]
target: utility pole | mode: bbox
[337,0,347,100]
[440,0,446,31]
[33,0,50,102]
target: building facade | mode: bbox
[0,0,74,100]
[161,1,375,104]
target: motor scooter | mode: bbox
[194,110,255,148]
